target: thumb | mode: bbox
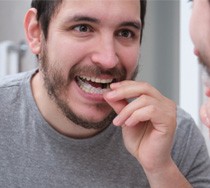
[103,93,127,114]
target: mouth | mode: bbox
[75,75,116,94]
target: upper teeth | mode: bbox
[80,76,113,84]
[77,76,111,94]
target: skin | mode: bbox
[24,0,192,187]
[189,0,210,135]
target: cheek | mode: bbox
[48,39,89,67]
[189,9,205,48]
[120,47,140,78]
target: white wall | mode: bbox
[0,0,36,72]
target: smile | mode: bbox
[76,76,115,94]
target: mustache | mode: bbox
[68,64,127,82]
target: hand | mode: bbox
[103,80,177,172]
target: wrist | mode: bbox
[142,157,174,177]
[142,159,192,188]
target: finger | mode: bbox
[124,105,157,127]
[112,95,159,126]
[124,105,176,135]
[104,94,128,114]
[107,81,163,102]
[121,121,149,152]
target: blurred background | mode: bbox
[0,0,209,152]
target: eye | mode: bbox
[73,24,93,33]
[118,29,134,39]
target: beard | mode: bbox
[39,44,139,130]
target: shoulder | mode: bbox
[176,107,196,130]
[173,106,208,164]
[0,70,37,106]
[176,106,203,139]
[0,71,31,88]
[175,106,204,146]
[174,107,210,185]
[0,70,36,91]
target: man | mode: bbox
[0,0,209,187]
[189,0,210,135]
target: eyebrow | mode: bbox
[63,15,141,30]
[119,21,142,30]
[63,15,100,24]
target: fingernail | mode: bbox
[113,116,121,126]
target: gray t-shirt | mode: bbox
[0,70,210,188]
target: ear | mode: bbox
[24,8,42,55]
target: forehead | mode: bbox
[56,0,141,23]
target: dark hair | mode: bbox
[140,0,147,42]
[31,0,147,42]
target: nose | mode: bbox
[91,36,119,69]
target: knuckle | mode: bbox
[149,105,156,114]
[139,94,148,103]
[141,82,151,89]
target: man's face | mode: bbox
[39,0,141,129]
[190,0,210,80]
